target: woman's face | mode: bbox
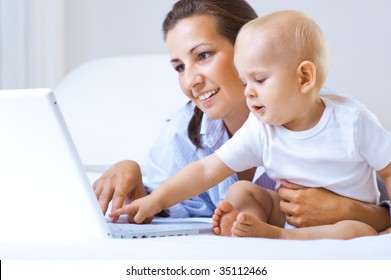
[166,15,247,120]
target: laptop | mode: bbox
[107,216,212,239]
[0,88,212,239]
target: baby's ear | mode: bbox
[297,61,316,94]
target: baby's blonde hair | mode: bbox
[236,10,329,89]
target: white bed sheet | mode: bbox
[1,170,390,260]
[4,171,390,261]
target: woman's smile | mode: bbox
[197,88,220,102]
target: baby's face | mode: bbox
[234,30,306,129]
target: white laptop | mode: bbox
[0,88,212,239]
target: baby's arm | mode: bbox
[109,153,235,223]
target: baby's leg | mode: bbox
[233,217,378,239]
[212,181,284,236]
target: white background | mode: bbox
[1,0,390,129]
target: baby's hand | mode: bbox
[109,195,163,224]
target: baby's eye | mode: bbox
[256,78,266,84]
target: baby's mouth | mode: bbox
[198,88,220,101]
[252,105,266,113]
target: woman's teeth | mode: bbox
[198,89,219,101]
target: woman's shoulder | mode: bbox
[159,101,195,139]
[150,102,195,148]
[167,101,195,127]
[146,102,200,171]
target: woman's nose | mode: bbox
[183,67,203,90]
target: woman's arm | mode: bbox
[277,179,390,232]
[93,103,213,219]
[377,162,391,232]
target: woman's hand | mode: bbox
[92,160,147,221]
[277,179,390,232]
[277,180,338,227]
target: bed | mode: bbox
[2,54,389,261]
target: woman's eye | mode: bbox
[198,52,211,60]
[239,78,247,87]
[174,64,185,73]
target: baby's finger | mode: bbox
[133,211,153,224]
[126,212,136,223]
[109,206,128,219]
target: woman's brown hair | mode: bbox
[162,0,257,148]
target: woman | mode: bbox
[93,0,390,231]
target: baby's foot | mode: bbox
[212,200,239,236]
[232,212,281,238]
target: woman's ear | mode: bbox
[296,61,316,94]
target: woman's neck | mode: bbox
[224,103,250,137]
